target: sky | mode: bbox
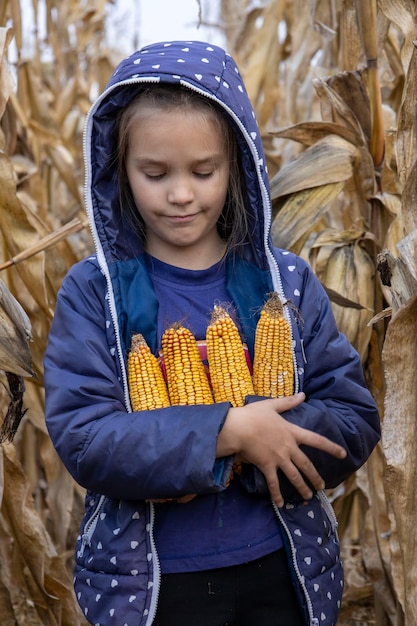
[106,0,225,53]
[10,0,225,63]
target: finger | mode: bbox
[294,426,347,459]
[290,448,325,492]
[176,493,197,504]
[279,458,315,501]
[261,465,285,508]
[270,392,305,412]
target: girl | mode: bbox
[44,41,380,626]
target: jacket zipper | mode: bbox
[318,489,339,533]
[145,502,162,626]
[273,500,317,626]
[273,490,339,626]
[77,494,161,626]
[77,494,107,558]
[83,78,160,414]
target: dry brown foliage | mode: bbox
[0,0,415,623]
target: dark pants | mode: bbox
[154,549,306,625]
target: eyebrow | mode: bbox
[132,154,225,167]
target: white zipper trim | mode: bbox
[273,500,316,625]
[145,502,161,626]
[77,494,106,558]
[318,489,339,533]
[273,491,339,626]
[83,78,160,414]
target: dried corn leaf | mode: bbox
[309,226,377,275]
[46,145,82,203]
[222,1,262,59]
[9,0,22,52]
[354,1,378,62]
[319,236,375,361]
[20,61,57,130]
[284,26,322,123]
[359,449,390,587]
[40,434,76,551]
[0,28,15,121]
[396,45,417,190]
[311,0,338,38]
[379,0,417,69]
[272,182,344,253]
[377,249,417,312]
[401,154,417,236]
[54,77,78,126]
[375,192,404,257]
[270,134,358,199]
[0,218,86,273]
[313,75,367,139]
[270,120,360,147]
[0,153,51,308]
[7,90,30,130]
[381,294,417,624]
[0,279,33,378]
[237,0,282,110]
[339,0,364,71]
[0,443,85,625]
[325,71,371,146]
[397,230,417,285]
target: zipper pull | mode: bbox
[77,533,89,558]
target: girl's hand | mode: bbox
[217,393,346,507]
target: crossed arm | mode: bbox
[217,393,347,507]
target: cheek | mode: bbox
[216,173,230,205]
[129,180,157,208]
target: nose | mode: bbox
[167,176,194,206]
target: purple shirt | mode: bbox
[146,254,282,573]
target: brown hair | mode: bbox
[116,84,249,255]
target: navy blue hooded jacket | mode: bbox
[44,40,380,626]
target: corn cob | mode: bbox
[253,292,294,397]
[128,333,170,411]
[206,305,254,407]
[162,324,214,405]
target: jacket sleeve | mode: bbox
[241,254,380,498]
[43,259,233,501]
[281,255,381,491]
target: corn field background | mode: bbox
[0,0,416,624]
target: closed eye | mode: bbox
[144,172,166,180]
[194,171,214,179]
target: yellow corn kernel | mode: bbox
[206,305,254,407]
[253,292,294,397]
[128,333,170,411]
[162,324,214,406]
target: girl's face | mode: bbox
[125,106,230,269]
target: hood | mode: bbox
[83,40,274,271]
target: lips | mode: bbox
[166,213,198,223]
